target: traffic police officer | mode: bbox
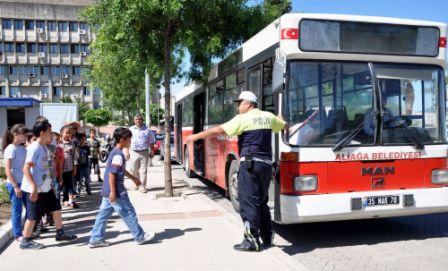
[186,91,286,251]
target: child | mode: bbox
[89,127,155,248]
[87,129,103,182]
[77,133,91,195]
[2,124,28,242]
[59,125,79,208]
[20,120,77,249]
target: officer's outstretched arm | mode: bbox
[185,126,226,144]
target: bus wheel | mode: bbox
[228,160,240,212]
[184,148,195,178]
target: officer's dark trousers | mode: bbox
[238,160,272,237]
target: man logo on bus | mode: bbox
[361,166,395,176]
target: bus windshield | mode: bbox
[284,61,446,147]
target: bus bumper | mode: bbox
[277,187,448,224]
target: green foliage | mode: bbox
[60,96,73,103]
[84,108,113,127]
[0,182,9,204]
[149,103,165,126]
[75,97,91,122]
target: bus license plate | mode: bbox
[365,195,400,206]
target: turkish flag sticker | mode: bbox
[281,28,299,40]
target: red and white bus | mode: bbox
[174,13,448,224]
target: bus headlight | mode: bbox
[432,170,448,184]
[294,175,318,191]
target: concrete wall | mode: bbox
[25,106,40,128]
[0,108,7,136]
[0,1,96,20]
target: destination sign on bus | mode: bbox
[299,19,440,57]
[335,151,422,161]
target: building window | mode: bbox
[71,44,80,54]
[52,66,60,75]
[53,87,62,96]
[0,86,4,96]
[0,43,3,53]
[14,20,23,30]
[16,43,25,53]
[0,65,6,75]
[48,21,57,31]
[4,43,14,53]
[10,66,20,75]
[41,87,49,97]
[38,43,47,53]
[81,44,90,54]
[62,66,70,76]
[49,44,58,54]
[60,44,69,54]
[41,66,49,75]
[36,20,45,30]
[25,20,35,30]
[79,22,87,30]
[58,21,68,32]
[73,66,81,75]
[83,86,91,96]
[10,87,20,97]
[2,19,12,29]
[27,43,37,53]
[69,22,78,32]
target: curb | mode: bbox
[196,193,310,271]
[0,219,13,253]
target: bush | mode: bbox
[0,182,9,205]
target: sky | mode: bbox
[169,0,448,97]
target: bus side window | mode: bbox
[262,58,274,113]
[224,73,239,122]
[208,80,224,125]
[248,66,262,103]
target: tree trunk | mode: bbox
[163,22,173,197]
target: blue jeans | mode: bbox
[77,167,91,194]
[52,178,62,203]
[6,183,28,238]
[90,194,144,244]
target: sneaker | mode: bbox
[69,202,80,209]
[137,231,156,245]
[139,186,148,193]
[89,240,111,248]
[20,240,45,250]
[233,238,261,252]
[55,232,78,241]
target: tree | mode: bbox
[60,96,73,103]
[84,0,290,196]
[149,104,164,127]
[75,97,91,122]
[84,108,112,127]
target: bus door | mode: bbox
[176,103,183,161]
[193,92,206,174]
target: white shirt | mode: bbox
[129,125,155,151]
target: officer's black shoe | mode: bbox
[261,232,274,248]
[233,238,261,252]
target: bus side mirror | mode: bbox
[272,58,285,94]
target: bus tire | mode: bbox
[184,148,195,178]
[228,160,240,212]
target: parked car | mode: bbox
[158,133,175,161]
[153,132,163,155]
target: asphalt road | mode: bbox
[173,163,448,271]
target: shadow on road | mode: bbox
[274,212,448,255]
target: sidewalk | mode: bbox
[0,160,304,271]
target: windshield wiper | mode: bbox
[333,109,378,152]
[389,118,425,150]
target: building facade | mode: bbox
[0,0,100,107]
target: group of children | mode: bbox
[2,118,154,250]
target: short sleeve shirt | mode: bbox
[4,144,26,185]
[220,109,286,157]
[101,147,127,198]
[129,125,155,151]
[87,138,100,159]
[21,141,52,193]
